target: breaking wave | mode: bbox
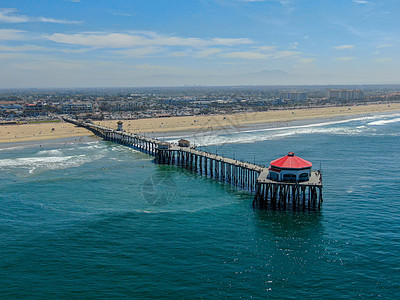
[368,117,400,126]
[164,112,400,146]
[0,154,104,175]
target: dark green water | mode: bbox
[1,114,399,298]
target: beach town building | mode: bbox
[268,152,312,182]
[279,92,307,102]
[327,89,364,101]
[23,101,47,116]
[61,102,93,115]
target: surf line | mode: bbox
[64,117,323,211]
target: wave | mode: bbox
[164,113,400,146]
[78,143,105,149]
[167,125,371,146]
[367,117,400,126]
[0,145,27,152]
[0,153,105,175]
[37,149,63,156]
[161,112,400,140]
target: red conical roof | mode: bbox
[270,152,312,169]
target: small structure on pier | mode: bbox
[178,139,190,147]
[268,152,312,182]
[158,142,170,150]
[117,120,123,131]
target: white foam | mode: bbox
[37,149,63,156]
[164,113,392,140]
[367,117,400,126]
[0,145,26,152]
[0,153,105,175]
[165,113,397,146]
[78,144,106,150]
[173,125,368,147]
[0,155,87,168]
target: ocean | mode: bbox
[1,112,399,298]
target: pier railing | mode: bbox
[64,117,323,210]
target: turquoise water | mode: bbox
[1,113,400,298]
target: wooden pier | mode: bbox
[64,117,323,210]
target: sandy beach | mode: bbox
[1,102,399,144]
[0,122,90,144]
[97,102,400,133]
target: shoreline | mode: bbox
[0,122,91,144]
[152,111,382,139]
[1,102,399,144]
[96,102,400,134]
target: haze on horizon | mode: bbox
[0,0,399,89]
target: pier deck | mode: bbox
[64,117,323,210]
[257,170,322,186]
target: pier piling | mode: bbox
[64,117,323,210]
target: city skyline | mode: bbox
[1,0,399,88]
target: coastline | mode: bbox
[1,102,399,144]
[96,102,400,134]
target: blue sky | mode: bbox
[0,0,399,88]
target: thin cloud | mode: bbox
[45,32,254,48]
[58,48,92,54]
[0,8,27,22]
[37,17,82,24]
[289,42,298,49]
[113,47,163,58]
[256,45,278,51]
[0,52,27,60]
[215,0,291,7]
[112,12,133,17]
[0,29,26,40]
[222,51,271,60]
[221,50,298,60]
[297,58,315,64]
[195,48,222,58]
[372,57,392,63]
[334,56,355,61]
[211,37,253,46]
[234,0,290,4]
[0,8,82,24]
[352,0,369,4]
[334,45,355,50]
[328,19,364,37]
[273,50,298,59]
[0,45,48,52]
[170,51,188,57]
[376,44,393,49]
